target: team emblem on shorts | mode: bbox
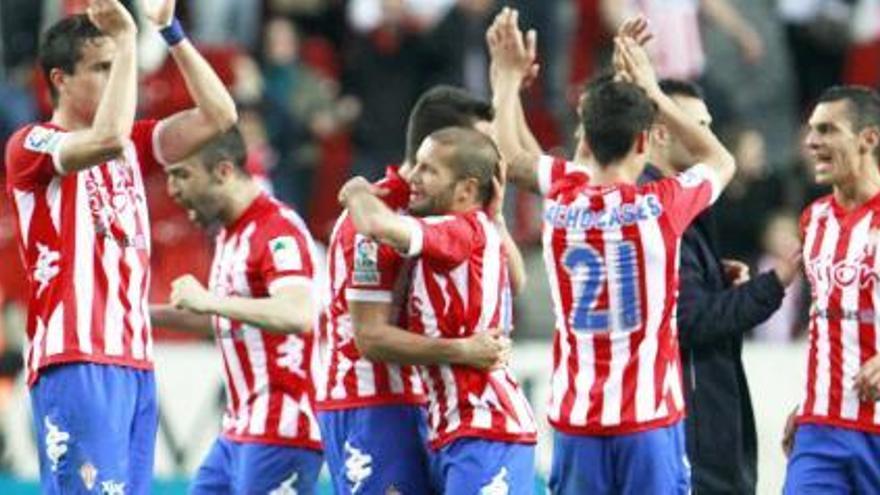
[344,441,373,493]
[79,462,97,490]
[101,480,125,495]
[480,467,509,495]
[353,235,380,286]
[269,472,299,495]
[44,416,70,472]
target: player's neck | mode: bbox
[587,158,645,186]
[220,181,262,226]
[50,106,90,131]
[834,176,880,211]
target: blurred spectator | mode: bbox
[423,0,499,98]
[347,0,455,32]
[714,129,788,262]
[752,212,807,342]
[188,0,262,51]
[601,0,764,81]
[260,17,359,212]
[343,0,428,180]
[702,0,800,171]
[778,0,853,111]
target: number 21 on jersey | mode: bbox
[562,242,642,333]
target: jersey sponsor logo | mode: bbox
[344,441,373,494]
[24,126,64,154]
[44,416,70,472]
[276,335,306,378]
[270,236,302,271]
[353,235,380,286]
[805,254,880,293]
[544,195,662,231]
[269,472,299,495]
[480,467,509,495]
[34,243,61,297]
[79,462,98,490]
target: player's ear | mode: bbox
[49,68,66,98]
[214,160,237,181]
[860,126,880,158]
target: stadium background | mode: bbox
[0,0,879,493]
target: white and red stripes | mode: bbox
[405,210,537,450]
[799,196,880,431]
[538,155,716,434]
[209,194,321,448]
[318,168,427,410]
[6,121,158,385]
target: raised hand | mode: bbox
[87,0,137,39]
[617,15,653,47]
[337,176,387,206]
[487,8,537,83]
[139,0,177,28]
[614,36,661,97]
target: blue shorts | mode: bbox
[429,437,535,495]
[549,420,690,495]
[784,423,880,494]
[190,436,323,494]
[317,404,433,494]
[30,362,158,494]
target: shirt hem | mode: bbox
[315,394,427,411]
[548,411,685,436]
[796,414,880,434]
[428,428,538,451]
[29,355,154,387]
[221,432,323,451]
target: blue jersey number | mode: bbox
[562,243,642,333]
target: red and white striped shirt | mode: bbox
[798,193,880,432]
[537,155,720,434]
[403,209,537,450]
[5,120,159,385]
[318,167,426,409]
[209,193,321,449]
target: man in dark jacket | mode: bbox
[640,80,801,494]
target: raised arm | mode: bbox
[616,35,736,187]
[57,0,138,173]
[350,300,509,369]
[170,274,316,334]
[140,0,238,164]
[339,177,415,254]
[488,8,543,193]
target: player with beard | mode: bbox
[317,86,515,494]
[151,127,324,494]
[340,126,537,494]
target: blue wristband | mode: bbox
[159,17,186,46]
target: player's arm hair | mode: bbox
[154,40,238,165]
[57,36,137,173]
[150,304,213,335]
[346,191,414,254]
[650,87,736,187]
[497,220,527,294]
[492,74,543,194]
[206,285,316,334]
[349,300,474,365]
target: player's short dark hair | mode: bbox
[428,126,499,206]
[198,126,249,177]
[817,85,880,162]
[405,85,494,164]
[579,79,657,166]
[39,14,106,106]
[659,79,704,100]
